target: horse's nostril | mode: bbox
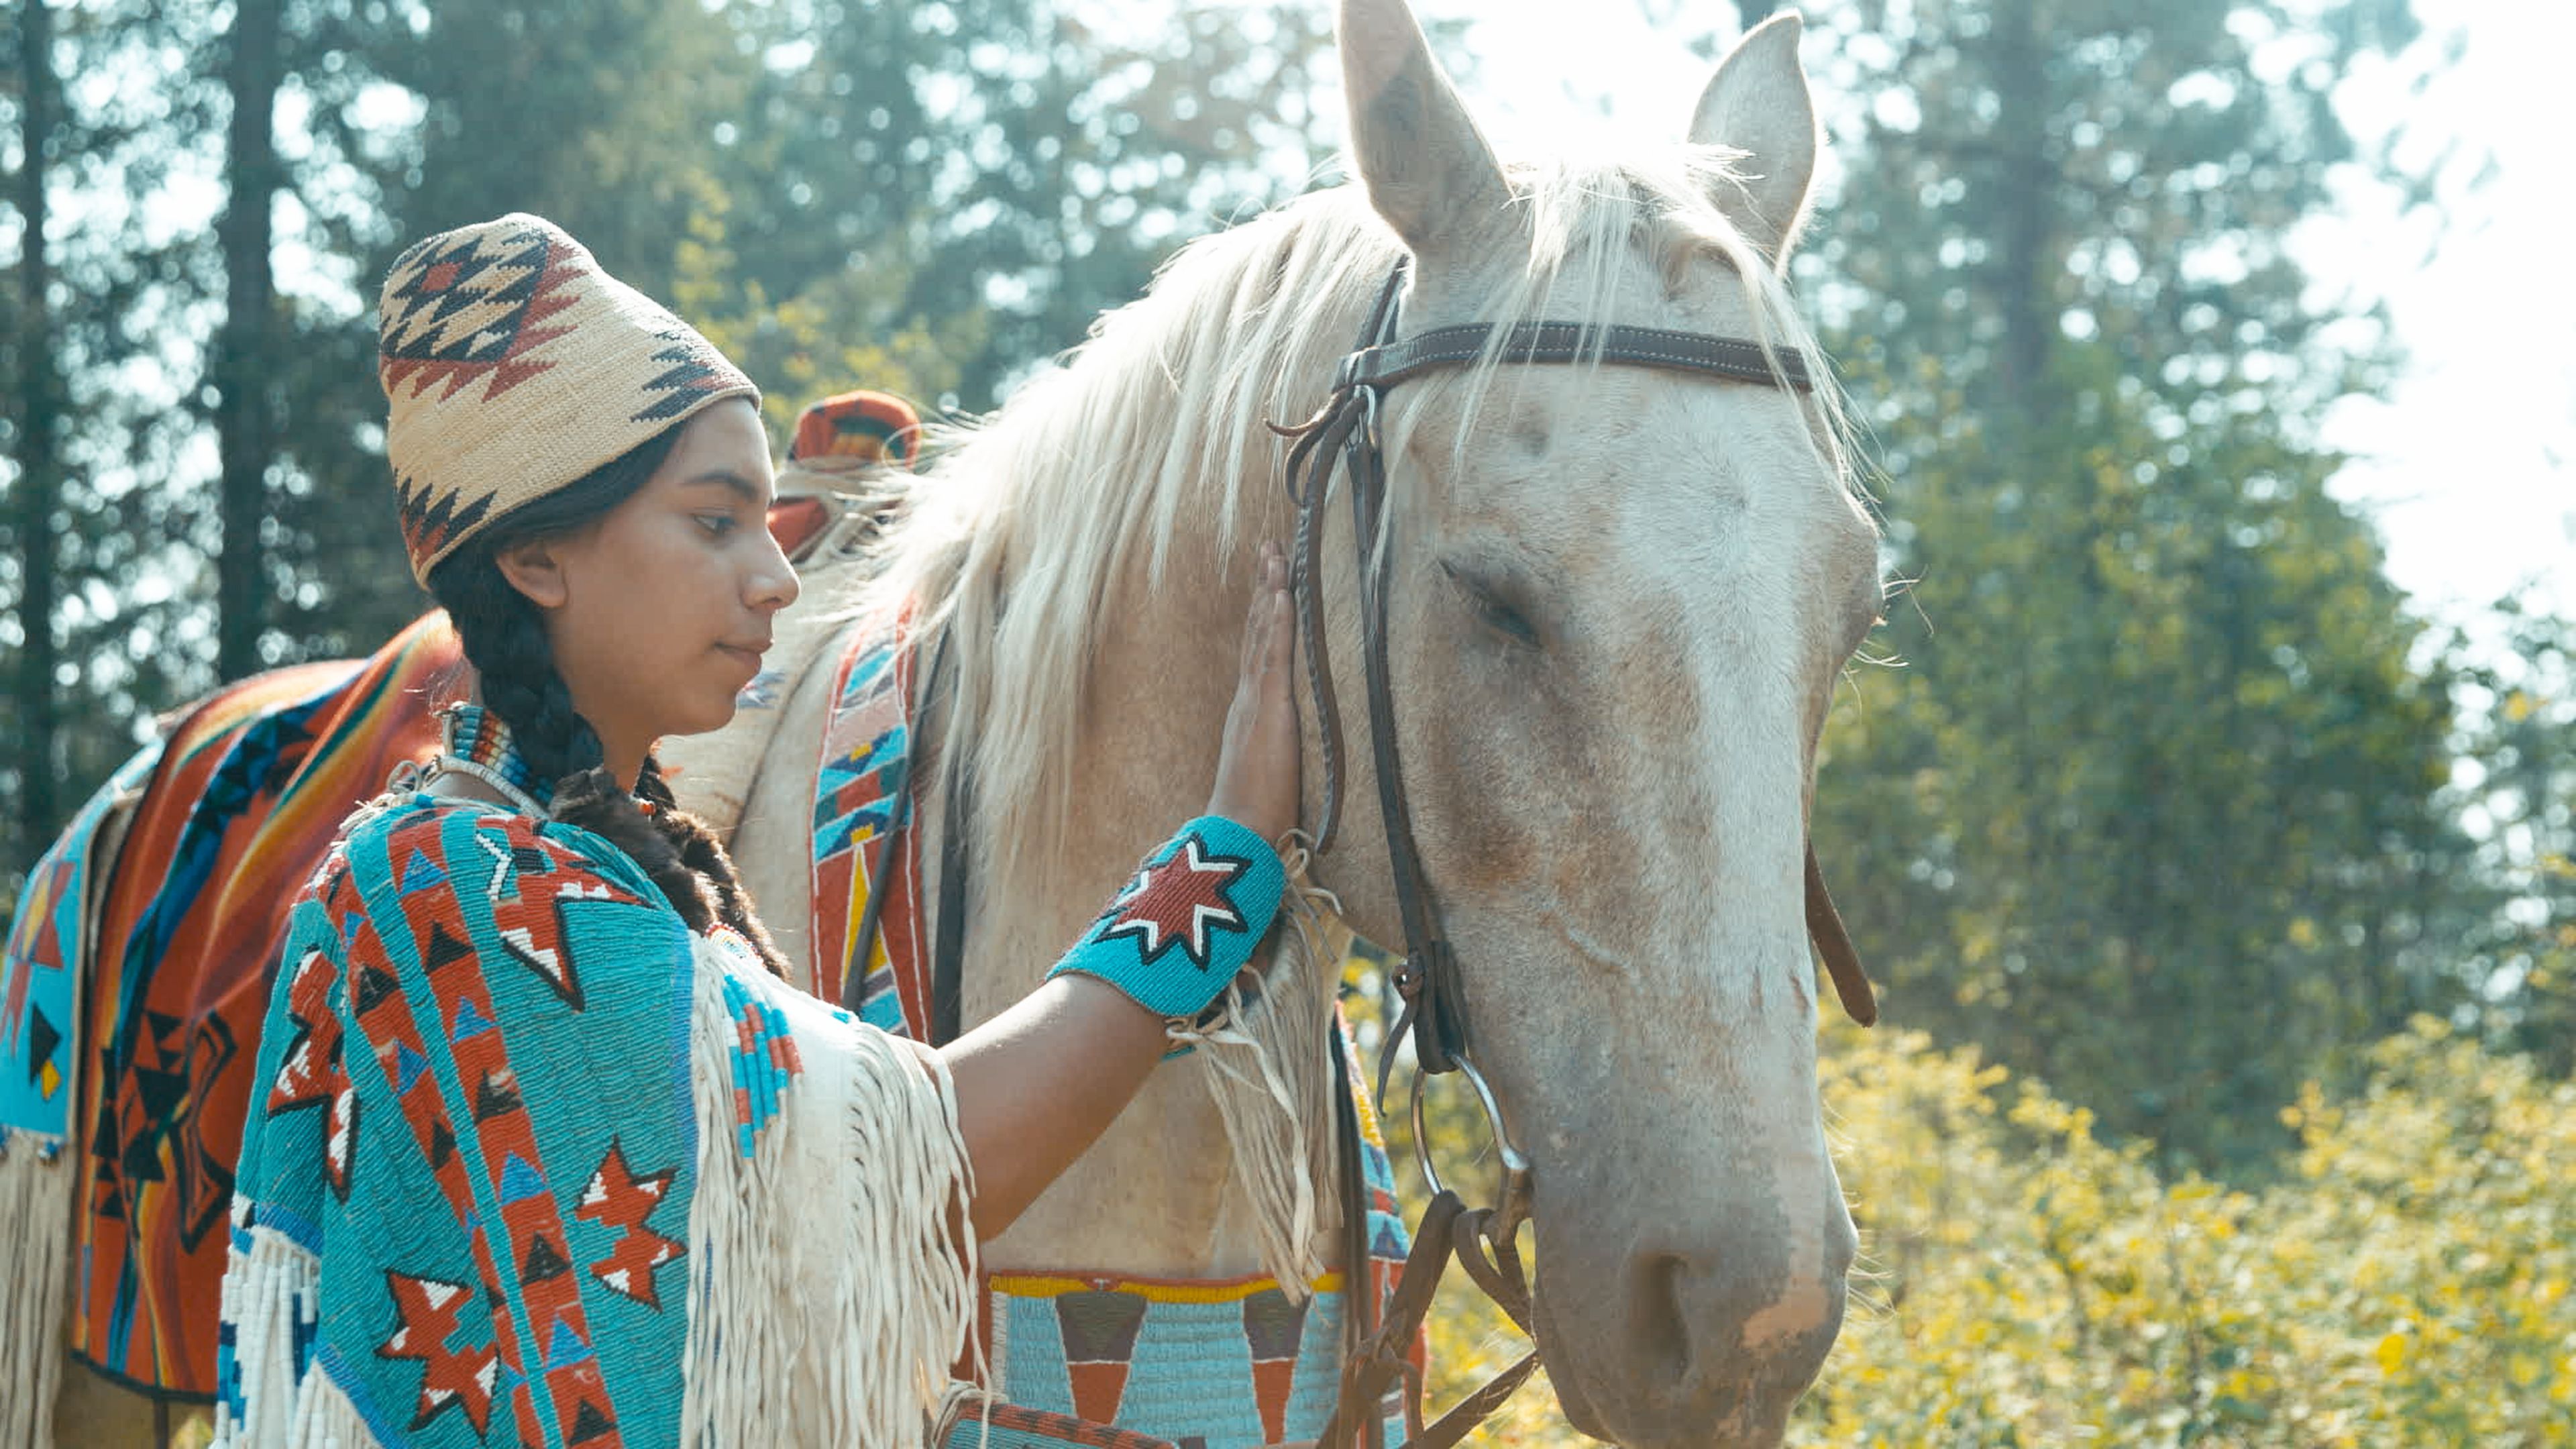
[1632,1249,1697,1380]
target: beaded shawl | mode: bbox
[212,718,975,1449]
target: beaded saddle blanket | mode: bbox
[807,619,1417,1448]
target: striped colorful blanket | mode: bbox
[0,612,456,1402]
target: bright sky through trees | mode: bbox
[1413,0,2572,630]
[97,0,2565,628]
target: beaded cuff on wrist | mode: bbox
[1046,815,1286,1020]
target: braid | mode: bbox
[438,564,603,784]
[637,757,790,978]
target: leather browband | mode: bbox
[1336,319,1817,394]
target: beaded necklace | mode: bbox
[425,702,551,817]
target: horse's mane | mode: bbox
[851,148,1856,898]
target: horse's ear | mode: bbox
[1687,12,1820,265]
[1339,0,1511,258]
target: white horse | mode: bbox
[27,2,1875,1442]
[731,1,1880,1442]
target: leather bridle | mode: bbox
[872,254,1880,1446]
[1288,260,1878,1449]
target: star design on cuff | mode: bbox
[1097,834,1252,972]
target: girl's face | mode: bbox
[500,398,798,771]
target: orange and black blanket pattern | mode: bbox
[62,612,455,1398]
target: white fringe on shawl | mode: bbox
[1165,837,1346,1298]
[1,779,142,1449]
[211,1219,379,1449]
[680,931,978,1449]
[0,1132,83,1449]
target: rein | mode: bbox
[1282,260,1878,1449]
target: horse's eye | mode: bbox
[1440,559,1541,647]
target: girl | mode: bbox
[213,213,1300,1448]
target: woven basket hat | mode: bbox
[378,213,759,585]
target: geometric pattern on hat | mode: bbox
[381,225,583,568]
[379,223,581,404]
[635,328,749,422]
[377,213,758,586]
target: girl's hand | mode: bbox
[1207,541,1299,849]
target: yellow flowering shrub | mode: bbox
[1401,1018,2575,1446]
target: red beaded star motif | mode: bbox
[1097,834,1250,971]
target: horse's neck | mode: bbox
[722,437,1328,1278]
[961,538,1304,1278]
[950,248,1393,1276]
[738,237,1379,1275]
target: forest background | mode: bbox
[1,0,2569,1441]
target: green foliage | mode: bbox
[0,0,1333,881]
[1713,0,2493,1171]
[1797,0,2422,424]
[1801,1017,2576,1446]
[1815,331,2473,1171]
[264,0,776,655]
[704,0,1336,407]
[2,0,237,875]
[2445,605,2576,1073]
[1407,1019,2576,1447]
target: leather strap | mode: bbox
[1281,265,1405,856]
[1339,319,1814,394]
[1316,1189,1464,1449]
[924,631,970,1046]
[1342,331,1468,1081]
[1314,1186,1545,1449]
[1297,258,1877,1447]
[1807,845,1876,1026]
[1448,1204,1532,1332]
[1414,1352,1542,1449]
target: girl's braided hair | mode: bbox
[425,422,788,977]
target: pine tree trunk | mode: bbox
[215,0,282,680]
[1990,0,2054,419]
[14,0,64,841]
